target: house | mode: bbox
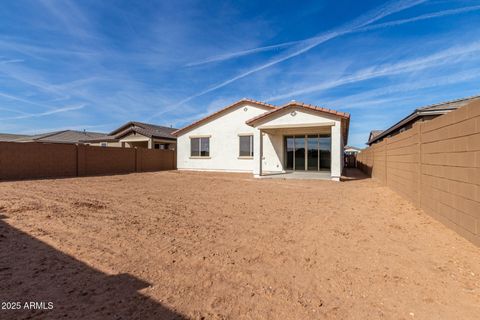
[344,146,362,155]
[367,95,480,146]
[367,130,383,144]
[0,133,31,142]
[172,98,350,181]
[0,130,106,144]
[81,121,177,150]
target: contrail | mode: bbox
[187,0,480,68]
[0,104,85,120]
[266,41,480,102]
[151,0,427,119]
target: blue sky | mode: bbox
[1,0,480,146]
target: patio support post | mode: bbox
[253,129,262,177]
[330,123,341,181]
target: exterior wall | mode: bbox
[357,100,480,246]
[176,103,271,172]
[0,142,176,181]
[176,104,345,178]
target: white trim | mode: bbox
[189,134,212,138]
[256,122,335,130]
[177,168,252,173]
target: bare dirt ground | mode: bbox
[0,169,479,320]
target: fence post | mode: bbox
[77,144,86,177]
[385,137,388,186]
[417,122,423,208]
[135,147,139,172]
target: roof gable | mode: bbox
[172,98,277,136]
[110,121,177,140]
[246,102,349,126]
[246,101,350,144]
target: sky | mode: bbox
[1,0,480,146]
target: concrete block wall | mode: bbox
[0,142,176,181]
[0,142,77,180]
[357,100,480,246]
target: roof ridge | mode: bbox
[416,94,480,111]
[172,98,277,136]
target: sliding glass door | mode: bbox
[294,136,305,171]
[284,134,331,171]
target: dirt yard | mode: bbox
[0,170,479,320]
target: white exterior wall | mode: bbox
[176,103,273,172]
[177,104,345,180]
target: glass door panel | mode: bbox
[285,136,294,170]
[294,136,305,171]
[319,135,331,170]
[307,135,319,171]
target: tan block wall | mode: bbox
[357,100,480,246]
[0,143,176,181]
[137,148,177,172]
[0,142,77,180]
[77,145,136,176]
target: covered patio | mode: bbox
[246,102,350,181]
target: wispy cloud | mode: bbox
[266,41,480,102]
[183,1,480,68]
[151,0,427,118]
[185,41,300,67]
[361,4,480,31]
[0,104,85,120]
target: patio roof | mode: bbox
[246,101,350,144]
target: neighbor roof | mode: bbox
[172,98,277,136]
[110,121,177,140]
[0,133,31,142]
[10,130,107,144]
[368,94,480,145]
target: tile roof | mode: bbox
[368,94,480,145]
[246,101,350,144]
[172,98,277,136]
[111,121,177,140]
[245,101,350,125]
[3,130,107,143]
[0,133,31,142]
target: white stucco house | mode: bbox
[172,99,350,181]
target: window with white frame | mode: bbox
[239,135,253,157]
[190,137,210,157]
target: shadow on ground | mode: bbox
[0,215,187,320]
[341,168,369,182]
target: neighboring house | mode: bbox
[367,130,383,144]
[0,130,106,143]
[81,121,177,150]
[367,95,480,146]
[344,146,362,155]
[0,133,31,142]
[172,98,350,181]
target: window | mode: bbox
[100,142,107,147]
[239,135,253,157]
[191,137,210,157]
